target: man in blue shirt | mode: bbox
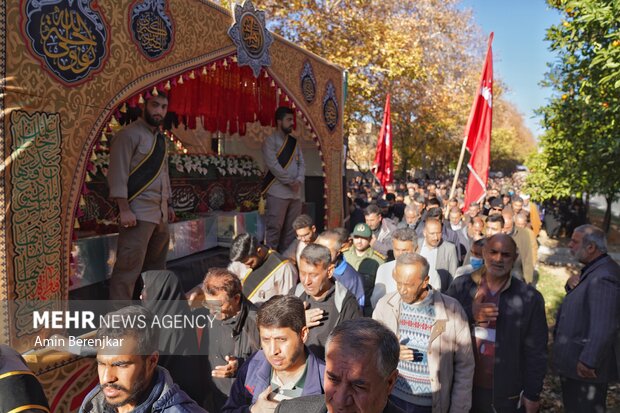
[315,228,365,308]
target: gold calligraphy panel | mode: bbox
[9,111,63,337]
[130,0,174,60]
[23,0,109,85]
[240,14,263,58]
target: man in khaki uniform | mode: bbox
[343,223,385,315]
[107,93,175,300]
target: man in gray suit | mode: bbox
[553,224,620,413]
[274,318,404,413]
[418,219,458,292]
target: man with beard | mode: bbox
[262,106,305,252]
[223,295,325,413]
[107,93,175,300]
[79,306,206,413]
[447,234,548,413]
[553,225,620,413]
[281,214,318,265]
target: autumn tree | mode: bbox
[233,0,487,176]
[217,0,535,179]
[491,84,536,172]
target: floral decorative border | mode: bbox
[0,0,8,341]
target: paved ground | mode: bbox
[590,195,620,217]
[538,244,620,266]
[536,225,620,267]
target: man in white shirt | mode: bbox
[262,107,305,252]
[370,228,417,309]
[281,214,317,265]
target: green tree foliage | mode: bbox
[526,0,620,232]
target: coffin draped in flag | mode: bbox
[372,94,393,191]
[463,33,494,207]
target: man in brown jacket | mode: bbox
[373,253,474,412]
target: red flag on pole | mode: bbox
[372,94,393,191]
[463,33,494,208]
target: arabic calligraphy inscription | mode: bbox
[301,61,317,104]
[240,14,263,58]
[23,0,108,85]
[227,0,273,77]
[10,111,63,334]
[130,0,174,60]
[323,81,339,132]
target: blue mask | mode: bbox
[470,257,484,270]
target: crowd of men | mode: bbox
[3,100,618,413]
[6,187,616,413]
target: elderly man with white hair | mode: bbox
[373,253,474,413]
[554,224,620,413]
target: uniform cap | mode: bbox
[352,223,372,238]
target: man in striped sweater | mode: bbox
[373,253,474,413]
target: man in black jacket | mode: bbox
[553,224,620,413]
[447,234,548,413]
[291,243,361,360]
[201,268,260,411]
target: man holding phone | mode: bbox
[373,253,474,412]
[447,234,548,413]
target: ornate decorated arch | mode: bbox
[1,0,344,351]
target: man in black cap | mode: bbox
[487,197,504,216]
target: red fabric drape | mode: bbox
[139,56,297,136]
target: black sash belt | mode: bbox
[127,132,167,202]
[0,371,50,413]
[261,135,298,195]
[242,252,287,300]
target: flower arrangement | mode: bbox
[168,153,263,178]
[87,151,262,181]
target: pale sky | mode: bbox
[460,0,562,137]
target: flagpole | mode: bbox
[446,32,494,218]
[445,135,468,217]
